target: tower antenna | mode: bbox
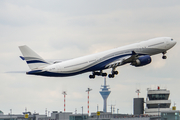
[86,88,92,114]
[62,91,67,112]
[136,89,140,98]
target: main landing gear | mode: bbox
[162,52,167,59]
[89,70,107,79]
[89,68,119,79]
[108,68,118,78]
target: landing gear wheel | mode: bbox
[162,51,167,59]
[89,75,95,79]
[102,73,107,77]
[108,74,114,78]
[108,74,112,78]
[113,71,118,75]
[93,72,101,76]
[162,56,167,59]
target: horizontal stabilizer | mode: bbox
[20,56,25,60]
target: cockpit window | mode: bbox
[171,39,173,41]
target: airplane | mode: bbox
[19,37,176,79]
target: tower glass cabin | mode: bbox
[145,86,171,115]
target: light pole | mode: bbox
[10,109,12,120]
[81,106,83,120]
[45,108,47,120]
[97,104,99,112]
[75,108,77,114]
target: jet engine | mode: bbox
[131,55,152,67]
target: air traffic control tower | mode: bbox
[99,77,111,112]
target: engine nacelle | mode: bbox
[131,55,152,67]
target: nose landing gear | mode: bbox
[162,56,167,59]
[89,74,95,79]
[162,52,167,59]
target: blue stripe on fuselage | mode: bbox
[27,70,84,77]
[26,53,146,77]
[85,54,131,71]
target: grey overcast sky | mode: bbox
[0,0,180,115]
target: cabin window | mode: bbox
[64,62,88,68]
[148,42,164,47]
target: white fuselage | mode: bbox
[40,37,176,77]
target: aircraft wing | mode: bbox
[105,51,138,68]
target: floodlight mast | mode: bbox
[86,88,92,114]
[62,91,67,112]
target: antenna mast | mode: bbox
[62,91,67,112]
[86,88,92,114]
[136,89,140,98]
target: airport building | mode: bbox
[144,86,171,115]
[0,81,178,120]
[0,112,48,120]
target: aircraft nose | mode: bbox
[172,39,177,46]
